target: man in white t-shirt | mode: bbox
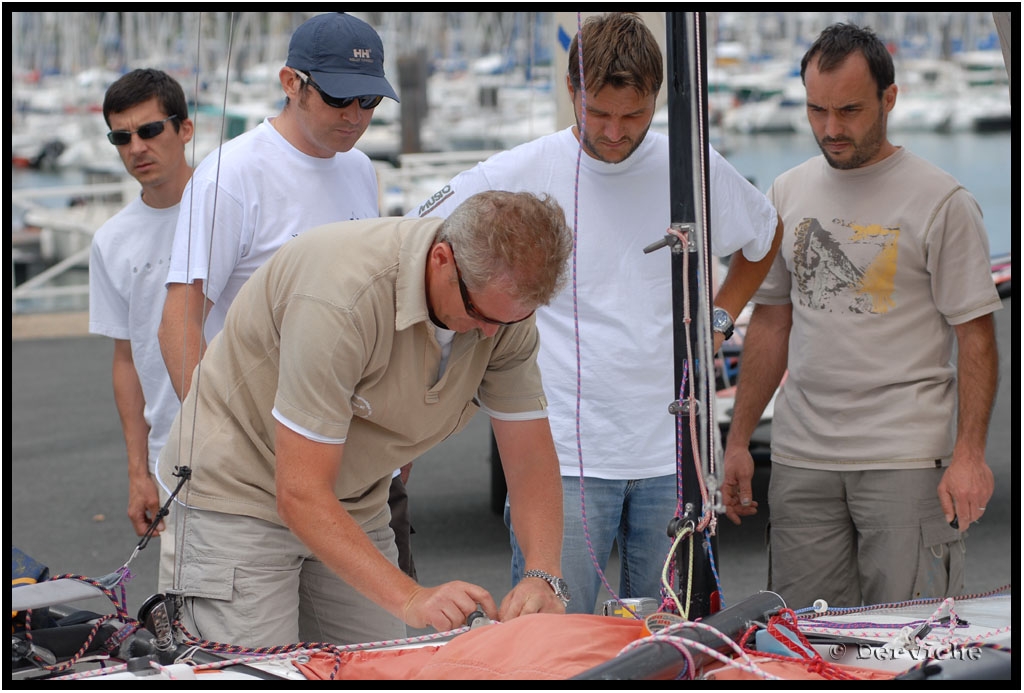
[157,13,418,581]
[409,13,783,615]
[89,69,194,592]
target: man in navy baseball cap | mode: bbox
[159,11,419,623]
[287,12,399,102]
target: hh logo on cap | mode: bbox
[353,48,372,61]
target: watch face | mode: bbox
[556,578,571,601]
[713,309,734,337]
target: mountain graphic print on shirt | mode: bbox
[792,217,898,314]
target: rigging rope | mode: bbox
[169,10,239,593]
[569,11,629,616]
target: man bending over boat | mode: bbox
[722,23,1001,608]
[156,191,572,647]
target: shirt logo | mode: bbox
[417,185,454,217]
[351,395,373,418]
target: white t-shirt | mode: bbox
[167,118,380,340]
[410,127,778,479]
[89,195,182,473]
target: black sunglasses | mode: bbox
[450,245,533,326]
[107,115,178,146]
[293,70,384,110]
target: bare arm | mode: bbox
[274,422,497,632]
[721,301,791,524]
[491,416,566,618]
[712,214,784,352]
[111,339,162,536]
[937,314,998,531]
[159,281,213,400]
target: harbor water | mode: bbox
[11,128,1012,314]
[722,129,1013,257]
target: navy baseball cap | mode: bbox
[287,13,399,102]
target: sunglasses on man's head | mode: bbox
[293,69,384,110]
[107,115,178,146]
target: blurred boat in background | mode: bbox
[9,10,1011,314]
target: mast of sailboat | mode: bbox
[663,10,720,619]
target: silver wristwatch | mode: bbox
[712,307,735,341]
[523,569,571,607]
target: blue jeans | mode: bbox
[505,474,677,614]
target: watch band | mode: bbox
[523,569,570,606]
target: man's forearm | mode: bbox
[159,283,209,400]
[725,302,790,448]
[112,340,150,475]
[953,314,999,453]
[493,417,564,574]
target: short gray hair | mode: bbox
[438,191,573,307]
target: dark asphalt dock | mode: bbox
[10,297,1014,630]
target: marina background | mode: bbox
[11,130,1013,314]
[10,11,1013,312]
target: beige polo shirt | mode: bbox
[158,217,547,529]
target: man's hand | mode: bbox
[938,450,994,533]
[128,473,164,536]
[722,444,758,525]
[401,582,498,632]
[497,575,566,620]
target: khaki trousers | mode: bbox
[767,464,965,609]
[171,506,406,648]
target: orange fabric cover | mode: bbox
[703,655,897,681]
[295,613,645,680]
[296,644,444,680]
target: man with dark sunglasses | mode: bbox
[291,69,385,111]
[452,248,535,326]
[157,190,574,647]
[89,68,195,596]
[106,114,178,145]
[156,13,419,585]
[160,10,398,398]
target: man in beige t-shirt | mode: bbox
[722,24,1001,609]
[158,191,574,647]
